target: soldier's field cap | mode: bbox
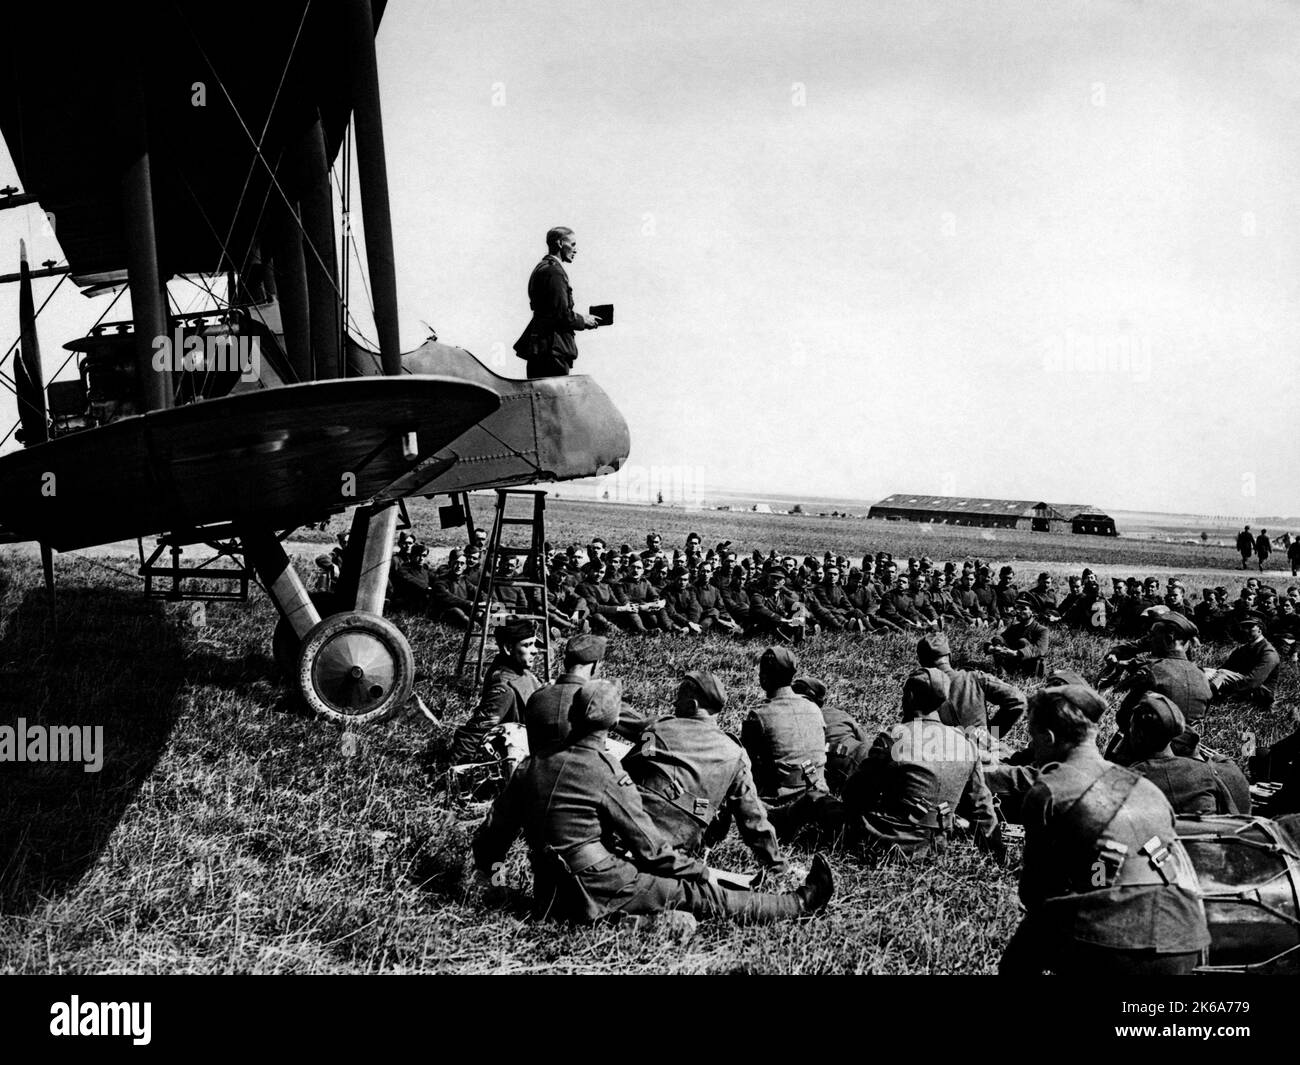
[916,633,951,664]
[1014,595,1037,608]
[760,646,798,680]
[1239,611,1267,628]
[565,633,607,664]
[1042,667,1088,689]
[792,676,827,707]
[573,679,621,731]
[1125,577,1141,586]
[764,561,786,576]
[1041,683,1108,724]
[494,618,535,645]
[902,667,950,717]
[1154,613,1198,639]
[1129,692,1186,750]
[684,670,728,712]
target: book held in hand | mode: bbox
[589,304,614,326]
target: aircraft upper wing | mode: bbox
[0,1,386,282]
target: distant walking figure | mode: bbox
[1237,525,1254,570]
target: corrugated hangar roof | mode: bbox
[872,494,1066,519]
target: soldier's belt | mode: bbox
[551,840,614,874]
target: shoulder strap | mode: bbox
[1055,764,1142,848]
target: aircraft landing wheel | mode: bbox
[296,610,414,726]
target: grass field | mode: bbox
[1,499,1295,974]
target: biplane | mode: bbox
[0,2,630,723]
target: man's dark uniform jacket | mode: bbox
[1218,636,1281,698]
[450,653,541,764]
[624,709,786,871]
[1000,744,1209,974]
[1118,650,1213,726]
[1128,752,1244,815]
[514,253,590,377]
[472,732,805,923]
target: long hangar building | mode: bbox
[868,495,1118,536]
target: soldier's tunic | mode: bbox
[577,577,642,633]
[1118,651,1213,726]
[992,618,1050,677]
[450,654,542,764]
[430,573,474,625]
[1217,637,1281,700]
[691,582,736,631]
[842,718,999,856]
[1129,752,1241,815]
[1000,744,1209,975]
[624,709,785,870]
[622,577,671,631]
[822,706,870,792]
[746,588,808,640]
[933,663,1028,737]
[472,733,804,922]
[973,582,1001,623]
[389,560,430,611]
[742,687,835,838]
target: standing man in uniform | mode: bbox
[999,684,1209,975]
[513,227,602,378]
[1237,525,1255,569]
[1256,528,1273,571]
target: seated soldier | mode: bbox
[845,565,901,633]
[985,596,1050,678]
[1063,572,1109,633]
[691,558,741,635]
[841,668,1002,859]
[1209,612,1280,709]
[1056,576,1083,622]
[806,564,860,633]
[908,573,942,631]
[524,634,647,758]
[472,680,833,924]
[948,571,987,627]
[794,675,868,794]
[879,572,933,633]
[577,562,645,634]
[1117,693,1247,815]
[1269,596,1300,660]
[621,558,673,632]
[624,671,787,875]
[973,566,1001,624]
[450,619,542,765]
[1024,573,1060,621]
[741,647,839,841]
[993,566,1020,618]
[746,565,809,644]
[917,633,1027,745]
[998,685,1209,976]
[430,551,475,628]
[388,542,431,612]
[1106,613,1212,738]
[660,568,702,635]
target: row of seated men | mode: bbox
[459,616,1281,973]
[375,526,1300,654]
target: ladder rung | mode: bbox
[495,546,536,554]
[499,518,539,526]
[497,580,546,590]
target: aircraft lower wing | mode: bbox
[347,338,631,500]
[0,377,499,551]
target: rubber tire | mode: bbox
[295,610,414,726]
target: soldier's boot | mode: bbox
[795,853,834,914]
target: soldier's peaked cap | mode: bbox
[494,618,535,645]
[1154,613,1198,639]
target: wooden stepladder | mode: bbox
[455,489,552,686]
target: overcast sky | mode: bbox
[2,0,1298,517]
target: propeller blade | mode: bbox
[16,239,48,446]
